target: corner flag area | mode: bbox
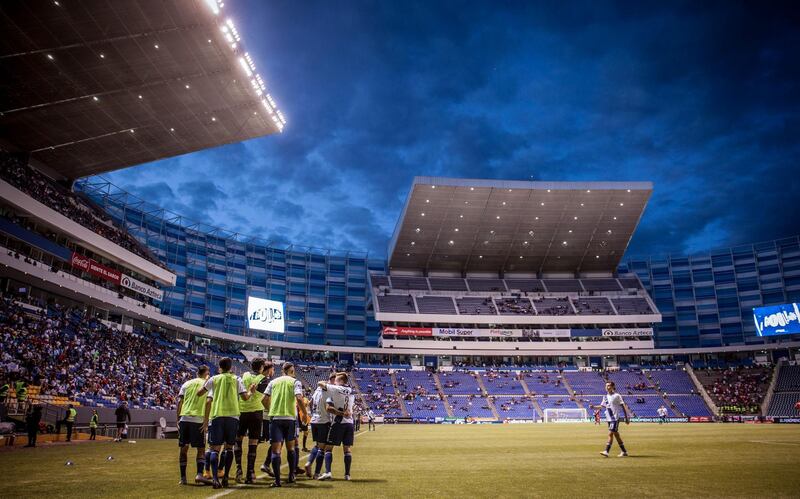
[2,424,798,498]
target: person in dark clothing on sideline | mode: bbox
[114,401,131,442]
[24,406,42,447]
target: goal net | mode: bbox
[543,408,587,423]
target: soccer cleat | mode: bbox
[344,475,351,481]
[295,467,305,476]
[195,475,212,485]
[269,482,282,488]
[212,480,222,489]
[260,463,274,477]
[287,474,296,484]
[178,478,187,485]
[235,468,243,483]
[202,469,212,480]
[317,472,332,481]
[244,472,255,485]
[313,474,320,479]
[618,452,628,457]
[221,476,229,488]
[305,463,313,477]
[599,451,609,457]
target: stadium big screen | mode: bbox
[246,296,285,333]
[753,302,800,337]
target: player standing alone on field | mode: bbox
[591,381,631,457]
[657,405,668,424]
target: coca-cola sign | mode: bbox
[70,252,121,285]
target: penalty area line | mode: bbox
[206,429,370,499]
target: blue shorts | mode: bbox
[327,422,355,446]
[607,420,620,432]
[209,417,239,446]
[269,419,296,443]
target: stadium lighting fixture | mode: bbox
[469,187,474,191]
[479,255,483,259]
[92,96,98,101]
[613,216,617,220]
[129,129,134,133]
[46,54,54,60]
[620,202,624,206]
[519,256,523,259]
[138,95,143,99]
[534,217,539,220]
[185,84,190,89]
[607,229,612,234]
[208,39,212,43]
[627,189,631,192]
[420,213,425,216]
[425,199,430,203]
[596,255,600,259]
[580,203,584,207]
[410,241,415,245]
[431,185,436,189]
[170,128,175,132]
[406,253,410,256]
[547,189,551,192]
[496,216,500,219]
[54,1,60,5]
[523,241,529,245]
[528,230,534,236]
[154,44,159,49]
[502,201,507,206]
[540,202,545,206]
[574,216,578,220]
[489,230,495,234]
[448,240,454,246]
[586,189,591,193]
[562,241,568,246]
[459,214,464,218]
[211,117,217,122]
[454,228,459,232]
[99,53,105,59]
[415,228,420,233]
[568,229,573,233]
[238,57,253,76]
[205,0,221,15]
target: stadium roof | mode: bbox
[388,177,652,274]
[0,0,286,179]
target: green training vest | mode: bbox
[179,378,207,418]
[15,382,27,401]
[0,384,8,397]
[66,408,76,422]
[267,375,298,418]
[239,372,265,413]
[210,373,241,419]
[90,414,98,428]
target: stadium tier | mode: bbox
[767,364,800,417]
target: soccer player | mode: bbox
[300,397,311,452]
[317,373,355,481]
[263,362,308,487]
[234,358,272,484]
[307,373,336,478]
[176,365,211,485]
[657,404,668,424]
[367,408,376,431]
[591,381,631,457]
[198,357,255,489]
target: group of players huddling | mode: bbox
[175,357,359,489]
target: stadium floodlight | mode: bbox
[543,408,587,423]
[204,0,221,15]
[238,57,252,76]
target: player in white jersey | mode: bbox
[306,373,336,478]
[316,373,354,481]
[657,405,668,424]
[591,381,631,457]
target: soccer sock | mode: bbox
[619,442,627,453]
[179,452,187,479]
[287,448,296,476]
[223,449,234,477]
[210,451,219,480]
[293,446,300,470]
[205,450,212,472]
[303,434,308,449]
[315,449,325,475]
[247,444,258,474]
[196,456,205,476]
[344,451,352,476]
[271,452,281,483]
[324,450,333,474]
[307,446,319,466]
[605,442,612,452]
[234,441,243,469]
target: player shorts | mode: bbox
[269,418,296,443]
[178,421,205,448]
[607,420,620,432]
[327,422,354,446]
[299,420,309,432]
[116,422,126,429]
[260,418,271,443]
[237,411,263,440]
[311,422,330,443]
[209,416,239,446]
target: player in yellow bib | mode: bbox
[233,358,272,484]
[263,362,308,487]
[197,358,255,489]
[176,365,210,485]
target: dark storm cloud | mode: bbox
[100,0,800,259]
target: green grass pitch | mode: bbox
[2,424,800,498]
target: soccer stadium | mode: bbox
[1,1,799,498]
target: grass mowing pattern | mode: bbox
[2,424,800,498]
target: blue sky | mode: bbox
[101,0,800,260]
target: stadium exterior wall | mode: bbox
[77,180,800,351]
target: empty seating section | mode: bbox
[456,297,497,315]
[523,372,570,395]
[565,371,607,395]
[377,294,417,313]
[493,396,536,419]
[543,279,583,292]
[467,278,506,292]
[481,371,526,394]
[415,296,457,314]
[370,275,390,287]
[648,370,696,393]
[395,370,439,396]
[571,297,615,315]
[448,396,496,418]
[606,370,656,393]
[618,277,642,289]
[505,278,545,292]
[495,297,534,315]
[439,371,482,394]
[429,277,468,291]
[767,365,800,416]
[405,396,448,419]
[532,297,574,315]
[536,396,580,411]
[668,395,714,417]
[580,279,622,292]
[582,395,673,417]
[389,276,429,290]
[353,368,403,417]
[612,297,653,314]
[295,365,333,388]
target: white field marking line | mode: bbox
[749,440,800,446]
[207,429,370,499]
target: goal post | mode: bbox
[543,408,588,423]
